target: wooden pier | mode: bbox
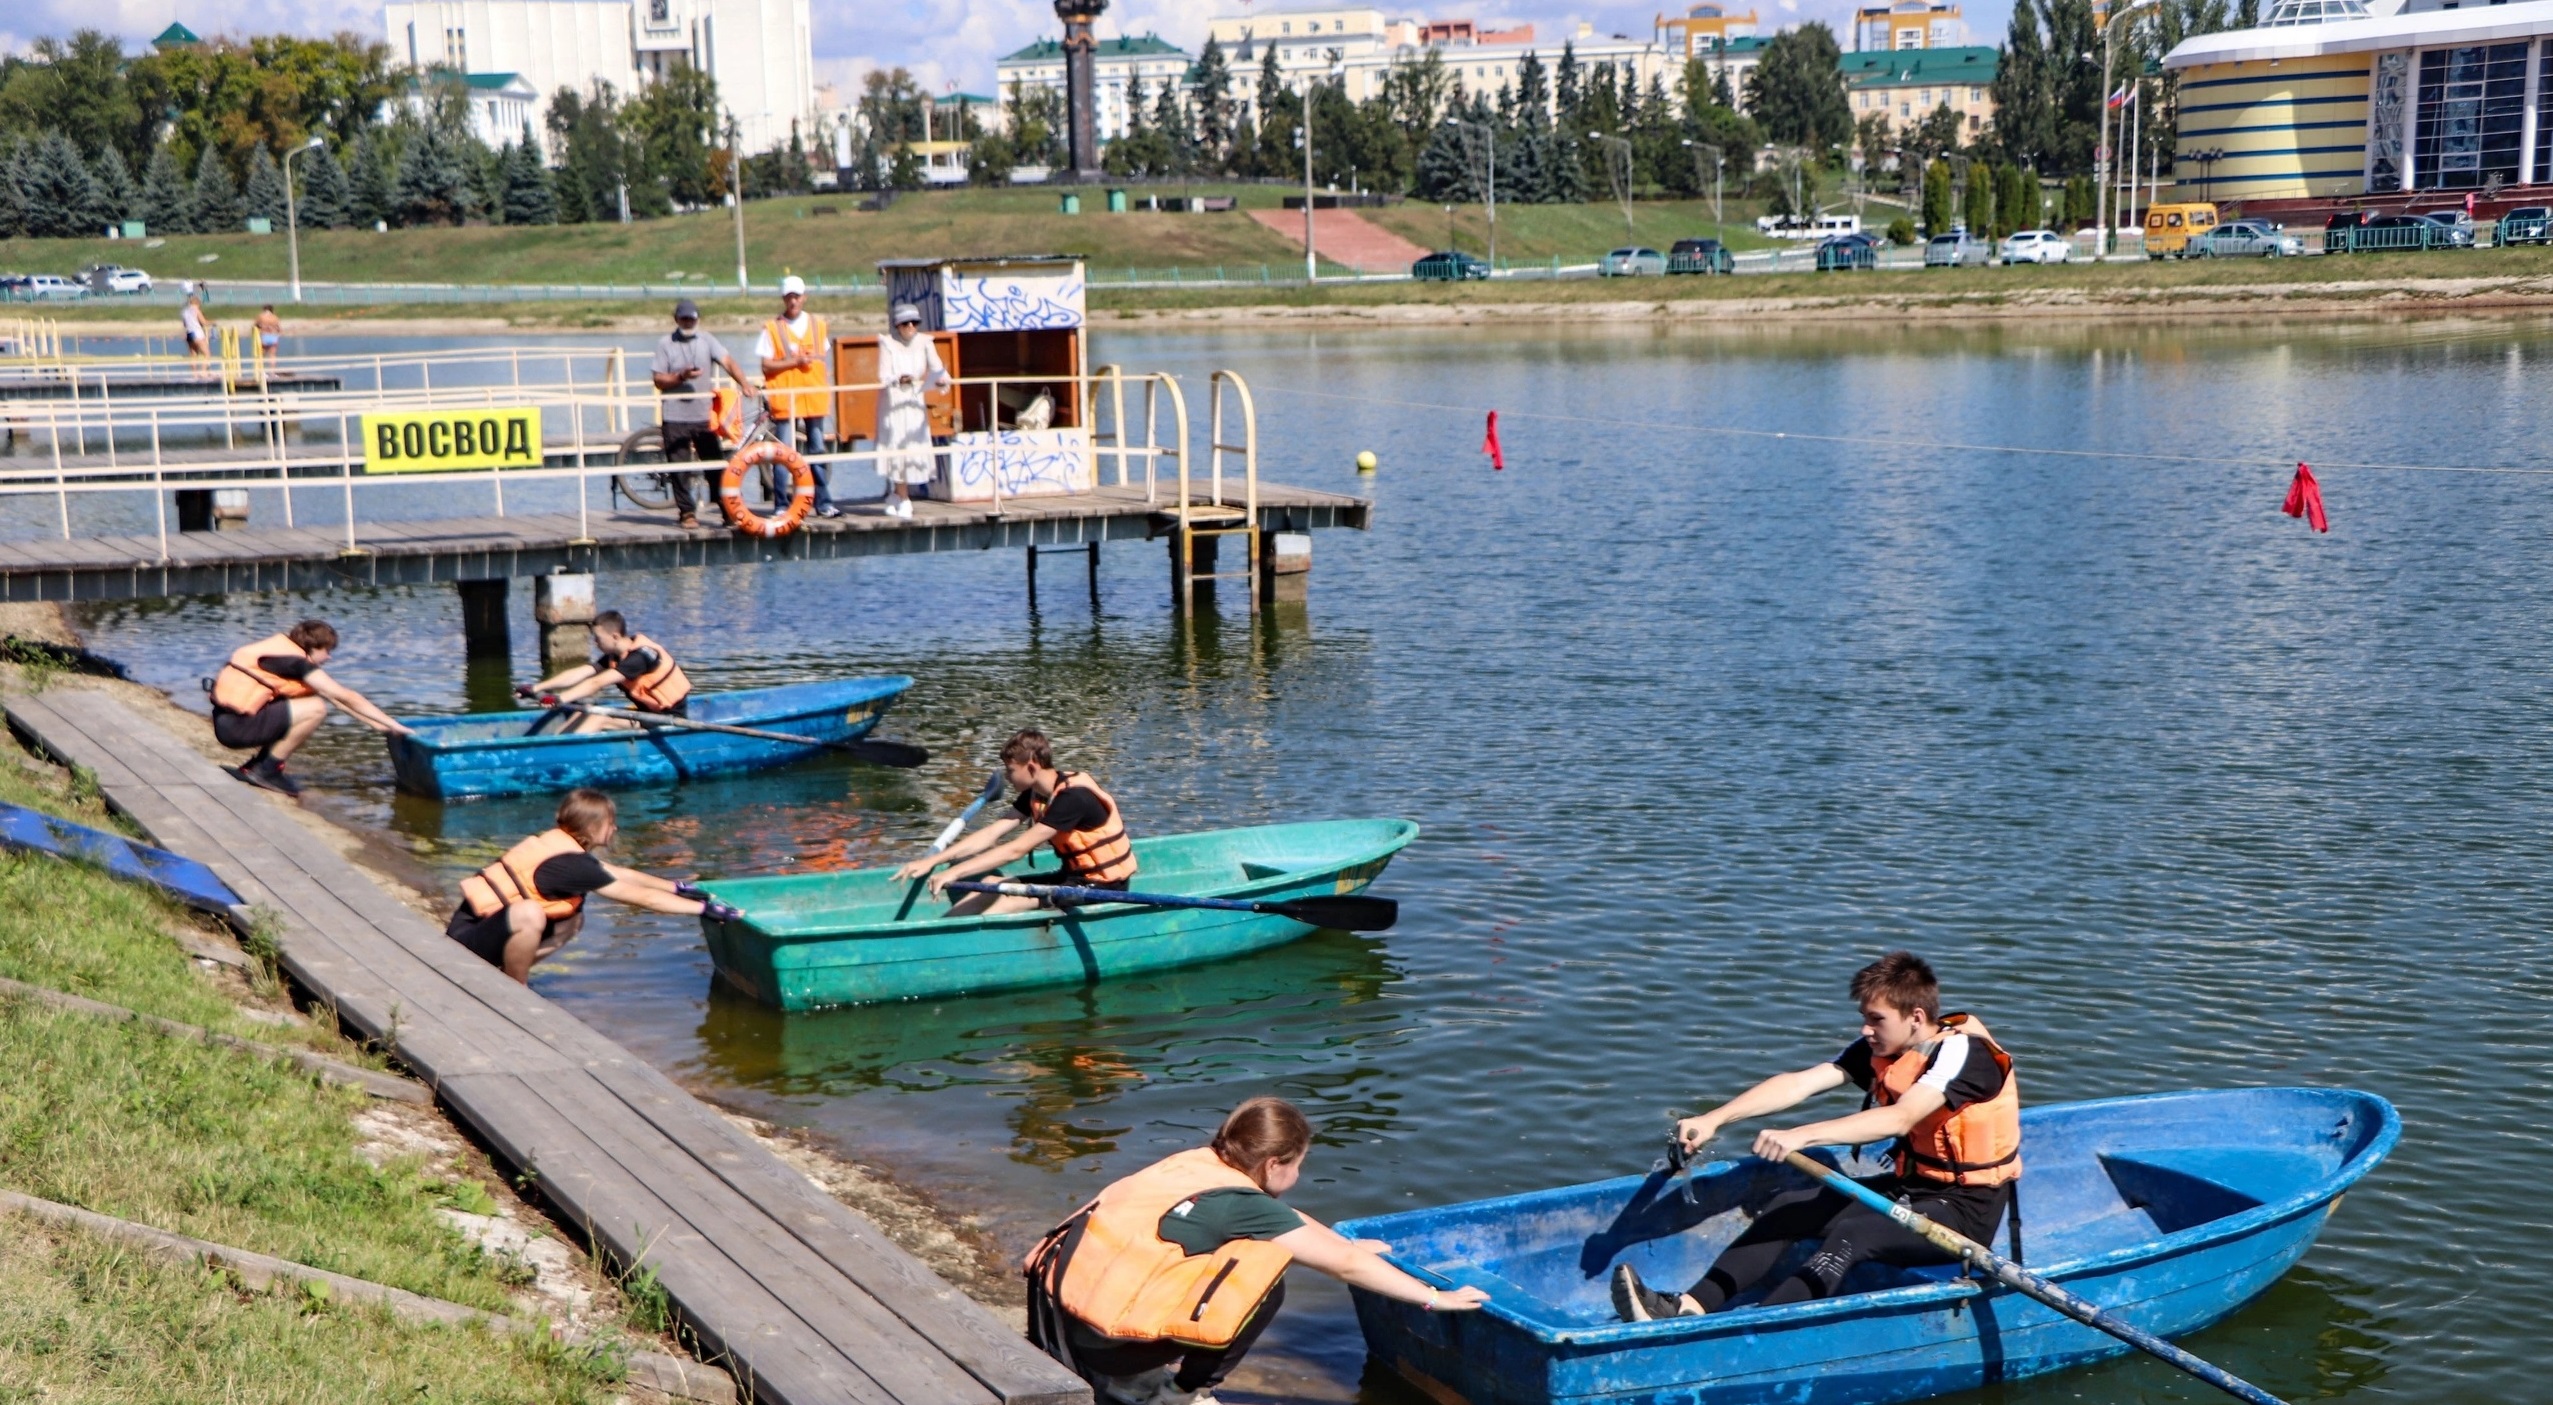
[0,482,1367,603]
[4,688,1091,1405]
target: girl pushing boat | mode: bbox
[446,788,738,982]
[1024,1096,1485,1405]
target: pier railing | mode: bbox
[0,356,1255,562]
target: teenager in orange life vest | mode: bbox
[1610,950,2023,1323]
[445,788,738,983]
[1024,1097,1488,1405]
[894,728,1140,916]
[518,611,693,735]
[207,618,413,795]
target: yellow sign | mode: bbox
[361,407,543,473]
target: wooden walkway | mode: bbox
[4,688,1089,1405]
[0,483,1368,602]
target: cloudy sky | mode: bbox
[4,0,2016,99]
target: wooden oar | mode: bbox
[1776,1152,2289,1405]
[946,879,1396,932]
[564,702,927,767]
[895,774,1005,921]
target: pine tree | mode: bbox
[1190,36,1234,168]
[140,142,190,234]
[0,137,33,239]
[189,144,242,234]
[1962,160,1995,235]
[393,124,478,226]
[300,141,352,229]
[1505,51,1560,203]
[1414,120,1478,201]
[1922,158,1953,233]
[243,144,289,227]
[350,131,396,229]
[502,127,558,225]
[27,132,105,238]
[1254,47,1295,178]
[93,145,140,230]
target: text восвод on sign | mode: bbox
[360,408,542,474]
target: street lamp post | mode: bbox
[2094,0,2159,259]
[1301,52,1342,281]
[729,114,749,292]
[1453,118,1497,269]
[283,135,324,304]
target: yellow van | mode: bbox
[2144,203,2221,258]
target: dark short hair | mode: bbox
[554,788,617,846]
[1849,950,1940,1021]
[999,729,1053,769]
[1211,1096,1313,1184]
[285,619,338,653]
[592,611,627,635]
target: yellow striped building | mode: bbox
[2163,0,2553,201]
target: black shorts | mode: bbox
[211,699,293,751]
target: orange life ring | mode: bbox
[719,442,815,538]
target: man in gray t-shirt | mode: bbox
[648,299,755,528]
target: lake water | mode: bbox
[60,317,2553,1403]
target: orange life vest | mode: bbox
[763,314,830,420]
[608,634,691,712]
[709,385,744,441]
[1051,1147,1294,1348]
[1031,773,1137,885]
[210,634,317,715]
[1867,1012,2021,1187]
[459,828,590,922]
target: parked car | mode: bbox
[1665,237,1734,274]
[2191,219,2304,258]
[80,264,153,294]
[1411,249,1491,281]
[22,274,86,300]
[2499,206,2553,245]
[2323,209,2370,253]
[0,274,31,300]
[1924,231,1993,268]
[2000,229,2074,264]
[1815,232,1881,271]
[2346,213,2464,251]
[1599,246,1667,276]
[2413,208,2476,243]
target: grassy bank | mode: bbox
[0,186,1786,292]
[0,697,623,1403]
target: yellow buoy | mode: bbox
[1355,450,1378,473]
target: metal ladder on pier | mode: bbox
[1172,371,1261,609]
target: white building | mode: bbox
[380,0,816,153]
[994,34,1196,142]
[387,70,546,145]
[1201,8,1674,125]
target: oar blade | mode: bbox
[844,738,930,768]
[1264,894,1397,932]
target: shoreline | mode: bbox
[28,271,2553,337]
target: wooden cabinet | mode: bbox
[832,332,959,442]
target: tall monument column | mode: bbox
[1055,0,1107,181]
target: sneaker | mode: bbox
[1095,1368,1173,1405]
[1611,1262,1690,1323]
[815,503,843,519]
[891,498,914,519]
[677,512,700,529]
[232,757,300,796]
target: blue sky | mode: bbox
[3,0,2015,102]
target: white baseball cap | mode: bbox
[779,274,807,296]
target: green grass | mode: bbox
[0,1221,617,1403]
[0,718,618,1401]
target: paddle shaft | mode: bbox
[1778,1153,2288,1405]
[945,879,1395,930]
[567,702,917,762]
[932,775,1005,853]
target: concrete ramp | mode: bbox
[1249,207,1432,273]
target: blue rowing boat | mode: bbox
[0,799,241,914]
[1338,1087,2398,1405]
[386,676,913,800]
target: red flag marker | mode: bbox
[2282,462,2328,533]
[1483,410,1504,470]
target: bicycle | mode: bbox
[612,389,788,513]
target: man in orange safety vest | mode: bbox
[754,274,840,518]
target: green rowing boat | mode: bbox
[700,818,1417,1010]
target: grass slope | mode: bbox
[0,705,616,1401]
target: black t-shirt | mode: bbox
[1832,1031,2007,1112]
[445,852,614,934]
[254,653,315,683]
[1015,784,1109,833]
[600,647,662,684]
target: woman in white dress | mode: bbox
[874,303,950,519]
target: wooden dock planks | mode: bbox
[1,688,1089,1405]
[0,482,1369,603]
